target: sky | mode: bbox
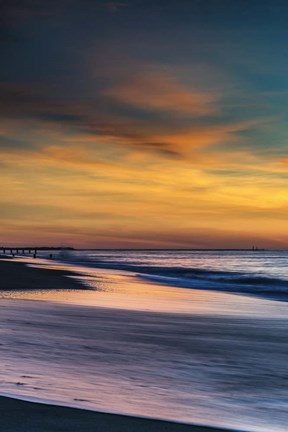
[1,0,288,248]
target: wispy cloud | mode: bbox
[105,70,219,116]
[0,75,279,169]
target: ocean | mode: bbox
[1,250,288,432]
[39,249,288,301]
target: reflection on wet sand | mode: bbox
[1,258,288,432]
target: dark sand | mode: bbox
[0,396,241,432]
[0,258,83,290]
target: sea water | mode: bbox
[39,249,288,301]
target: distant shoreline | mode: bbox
[0,246,288,256]
[4,248,287,252]
[75,248,269,251]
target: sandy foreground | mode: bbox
[0,396,239,432]
[0,257,287,432]
[0,258,238,431]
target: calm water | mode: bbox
[1,251,288,432]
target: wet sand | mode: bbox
[0,396,239,432]
[0,258,235,431]
[0,257,287,431]
[0,258,83,290]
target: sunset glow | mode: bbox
[1,1,288,248]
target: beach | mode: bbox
[2,0,288,430]
[0,396,236,432]
[0,258,83,291]
[0,256,288,432]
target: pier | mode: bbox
[0,247,74,258]
[0,247,38,257]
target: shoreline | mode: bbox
[0,257,84,291]
[0,395,245,432]
[3,252,288,304]
[1,256,288,431]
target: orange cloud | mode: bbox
[105,71,219,116]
